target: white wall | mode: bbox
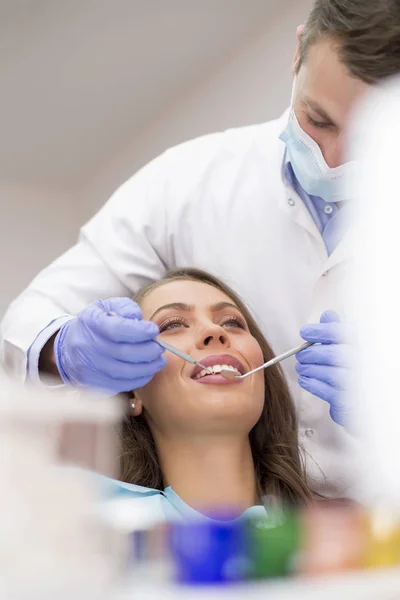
[0,182,79,318]
[80,0,314,220]
[0,0,314,317]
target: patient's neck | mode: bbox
[155,433,258,515]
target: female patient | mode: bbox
[104,268,311,521]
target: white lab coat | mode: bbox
[0,112,357,497]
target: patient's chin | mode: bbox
[195,390,263,429]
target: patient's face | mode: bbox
[133,280,265,437]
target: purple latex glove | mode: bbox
[296,310,350,427]
[54,297,166,395]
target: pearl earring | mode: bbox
[131,402,136,410]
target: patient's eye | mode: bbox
[220,315,247,330]
[159,316,187,332]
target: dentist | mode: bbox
[2,0,399,496]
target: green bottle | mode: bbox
[247,510,301,579]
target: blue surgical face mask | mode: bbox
[279,83,356,203]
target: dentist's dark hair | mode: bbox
[119,268,311,505]
[297,0,400,84]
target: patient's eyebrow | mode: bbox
[150,303,194,321]
[211,301,242,314]
[150,301,244,321]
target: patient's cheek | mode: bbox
[248,340,264,368]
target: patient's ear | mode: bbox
[128,392,143,417]
[130,398,143,417]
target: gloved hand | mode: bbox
[295,311,350,427]
[54,297,166,395]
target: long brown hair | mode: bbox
[120,268,311,504]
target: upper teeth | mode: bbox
[195,364,240,380]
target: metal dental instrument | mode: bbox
[104,309,212,373]
[220,341,315,380]
[154,338,212,372]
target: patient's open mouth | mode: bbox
[191,355,245,384]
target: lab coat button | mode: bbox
[288,198,295,207]
[305,428,314,438]
[324,205,333,215]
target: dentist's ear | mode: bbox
[297,24,305,42]
[292,24,305,76]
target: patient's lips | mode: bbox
[191,354,245,384]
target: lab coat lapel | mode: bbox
[278,170,326,253]
[320,228,352,275]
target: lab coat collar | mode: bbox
[278,164,325,247]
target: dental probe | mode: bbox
[220,341,315,380]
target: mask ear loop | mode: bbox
[290,76,297,108]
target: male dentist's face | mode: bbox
[292,29,371,168]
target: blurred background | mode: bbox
[0,0,313,318]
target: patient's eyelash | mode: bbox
[220,315,247,329]
[158,314,247,332]
[158,316,187,332]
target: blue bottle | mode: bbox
[170,518,248,585]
